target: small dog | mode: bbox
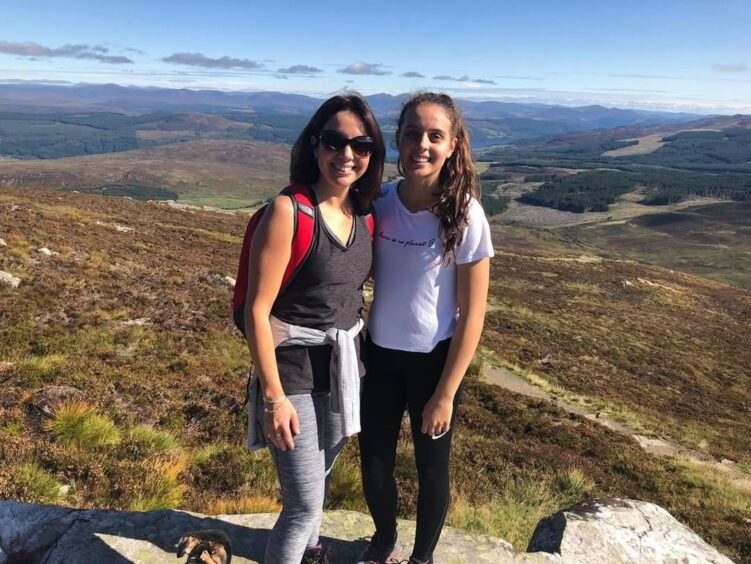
[176,529,232,564]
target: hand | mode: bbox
[264,398,300,451]
[421,394,453,437]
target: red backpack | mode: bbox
[232,183,375,336]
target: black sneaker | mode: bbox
[301,543,329,564]
[356,532,400,564]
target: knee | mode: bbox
[362,455,395,483]
[281,494,323,520]
[417,463,450,494]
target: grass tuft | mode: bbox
[128,425,181,453]
[13,462,63,503]
[205,494,281,515]
[15,354,67,387]
[44,402,121,448]
[129,455,188,511]
[448,478,558,549]
[325,458,366,511]
[552,468,595,502]
[191,443,225,466]
[0,421,23,438]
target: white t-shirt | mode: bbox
[368,180,495,352]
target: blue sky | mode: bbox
[1,0,749,113]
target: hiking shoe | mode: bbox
[301,543,329,564]
[357,532,400,563]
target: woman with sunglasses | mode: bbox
[358,92,493,564]
[244,93,385,564]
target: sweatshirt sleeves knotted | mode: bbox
[246,316,364,451]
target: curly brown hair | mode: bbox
[396,92,477,261]
[290,93,385,211]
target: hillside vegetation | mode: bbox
[0,187,749,561]
[479,115,751,215]
[482,247,751,462]
[515,168,751,212]
[559,201,751,290]
[0,140,291,208]
[0,111,310,159]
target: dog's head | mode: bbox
[176,530,231,563]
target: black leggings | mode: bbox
[359,337,461,562]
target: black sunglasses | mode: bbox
[318,130,375,157]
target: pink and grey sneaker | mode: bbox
[301,543,329,564]
[356,532,400,564]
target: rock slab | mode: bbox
[528,498,733,564]
[0,502,545,564]
[0,498,732,563]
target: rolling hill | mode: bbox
[0,139,291,208]
[0,82,701,159]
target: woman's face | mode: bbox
[313,110,371,191]
[397,103,457,185]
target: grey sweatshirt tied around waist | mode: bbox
[246,315,364,451]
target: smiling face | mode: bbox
[397,102,457,186]
[313,110,371,192]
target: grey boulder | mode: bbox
[528,498,733,564]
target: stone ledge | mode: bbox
[0,498,731,563]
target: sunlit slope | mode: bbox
[0,139,291,208]
[1,187,749,560]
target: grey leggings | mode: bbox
[264,392,346,564]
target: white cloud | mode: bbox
[338,62,390,75]
[433,74,496,85]
[277,64,322,74]
[711,62,749,73]
[163,52,264,70]
[0,40,133,64]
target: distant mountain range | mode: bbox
[0,81,702,148]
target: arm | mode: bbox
[244,195,300,450]
[421,256,490,436]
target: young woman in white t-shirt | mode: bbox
[358,93,493,564]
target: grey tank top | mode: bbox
[271,203,372,394]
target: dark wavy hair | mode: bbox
[396,92,477,261]
[290,93,385,211]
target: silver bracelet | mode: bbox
[263,395,287,404]
[263,397,288,413]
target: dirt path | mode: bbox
[484,365,751,490]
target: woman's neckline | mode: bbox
[394,179,436,217]
[316,198,356,250]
